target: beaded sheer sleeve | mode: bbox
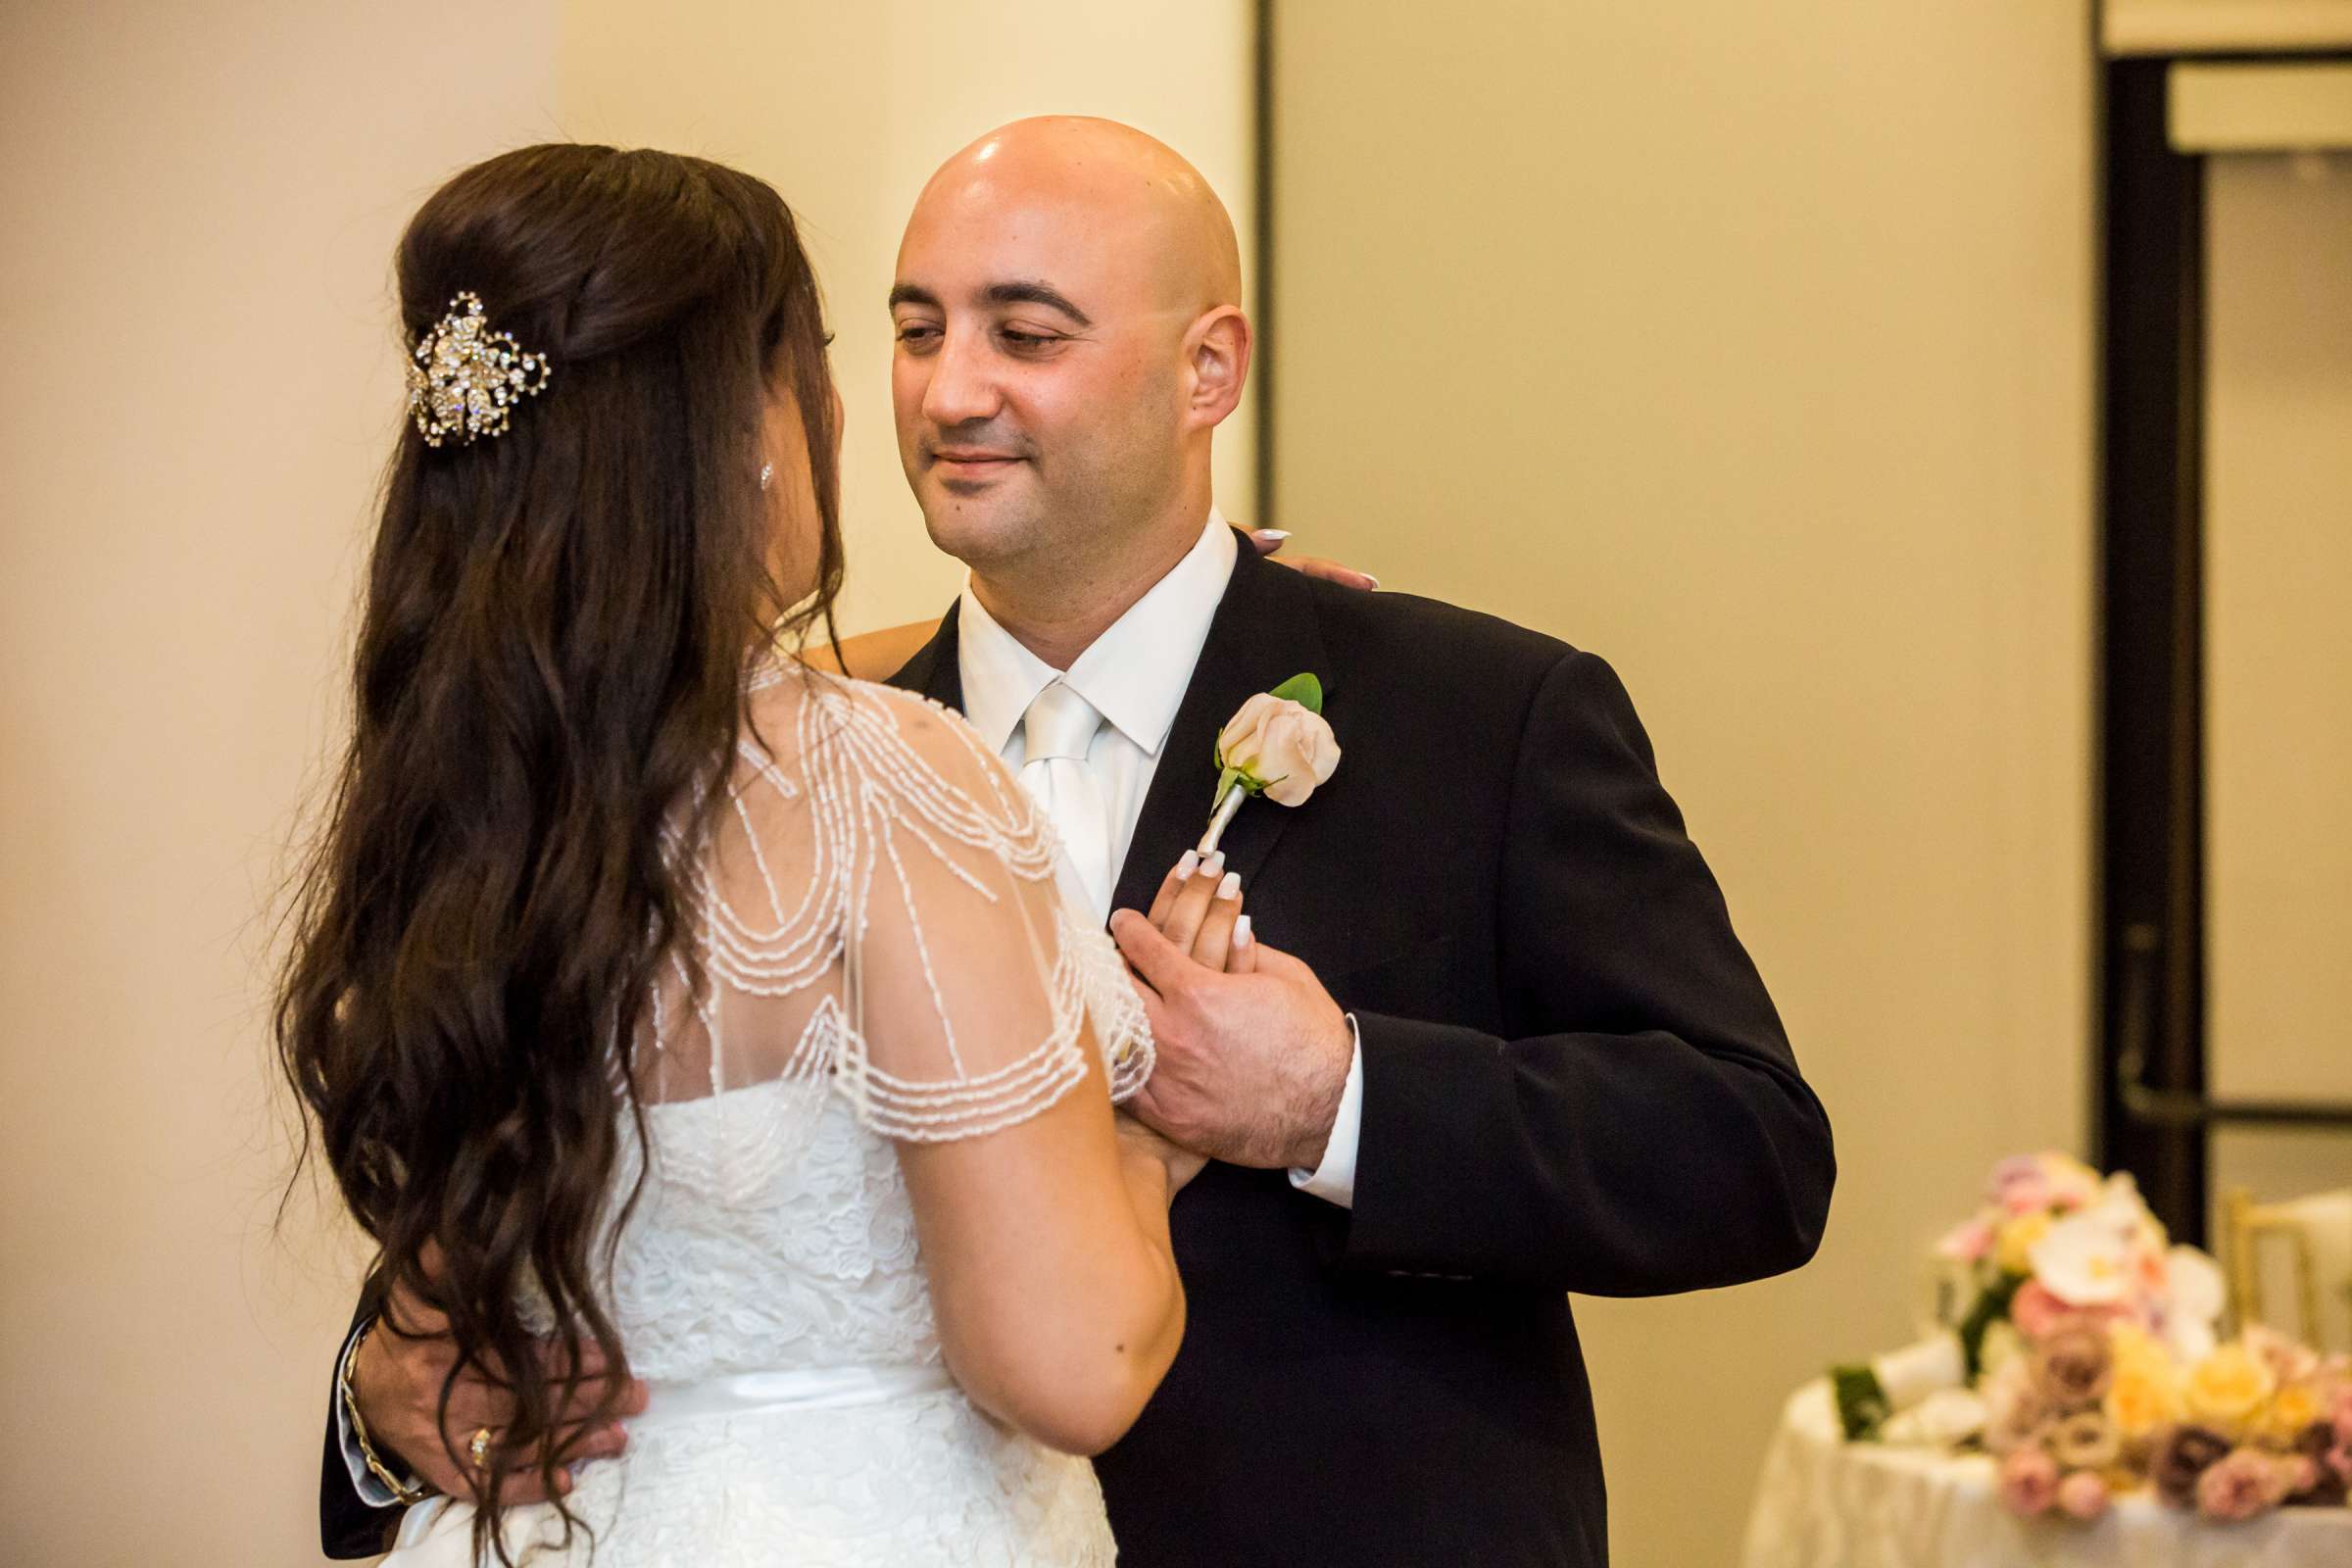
[634,662,1152,1134]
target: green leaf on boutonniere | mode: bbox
[1212,763,1244,808]
[1267,671,1324,714]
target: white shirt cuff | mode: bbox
[335,1318,415,1508]
[1289,1015,1363,1208]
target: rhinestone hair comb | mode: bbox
[404,291,553,447]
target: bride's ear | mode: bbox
[1184,308,1250,429]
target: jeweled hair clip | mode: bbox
[405,291,554,448]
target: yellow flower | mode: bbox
[2182,1344,2276,1435]
[2249,1382,2323,1446]
[1997,1212,2053,1275]
[2107,1321,2168,1370]
[2103,1358,2186,1441]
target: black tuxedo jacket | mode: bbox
[888,536,1832,1566]
[318,534,1833,1566]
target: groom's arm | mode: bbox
[319,1290,408,1559]
[1341,649,1835,1294]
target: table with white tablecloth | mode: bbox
[1741,1382,2352,1568]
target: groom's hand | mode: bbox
[352,1272,646,1502]
[1109,909,1352,1171]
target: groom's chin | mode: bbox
[919,490,1047,566]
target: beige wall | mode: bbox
[1271,4,2095,1561]
[0,4,1251,1562]
[0,4,561,1563]
[557,0,1260,639]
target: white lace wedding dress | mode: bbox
[385,666,1152,1567]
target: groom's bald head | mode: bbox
[890,117,1250,588]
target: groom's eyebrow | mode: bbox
[887,279,1096,328]
[982,280,1093,327]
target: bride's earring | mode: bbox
[759,462,775,492]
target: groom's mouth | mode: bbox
[928,447,1025,481]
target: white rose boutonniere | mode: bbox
[1199,672,1340,855]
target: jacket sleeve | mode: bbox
[319,1288,407,1559]
[1339,649,1834,1293]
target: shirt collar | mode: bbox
[956,509,1238,760]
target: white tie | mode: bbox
[1018,681,1114,916]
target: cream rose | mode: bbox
[2184,1344,2277,1435]
[1215,692,1340,808]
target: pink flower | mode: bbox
[2332,1387,2352,1446]
[2196,1449,2287,1523]
[1993,1155,2053,1216]
[1999,1447,2061,1516]
[2057,1470,2112,1521]
[2330,1442,2352,1486]
[2030,1321,2116,1411]
[2245,1324,2322,1386]
[2011,1281,2071,1340]
[1937,1217,1994,1263]
[1981,1360,2048,1455]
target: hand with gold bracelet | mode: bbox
[345,1266,647,1505]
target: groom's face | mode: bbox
[890,169,1192,572]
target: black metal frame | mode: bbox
[2095,46,2352,1247]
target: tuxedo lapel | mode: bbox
[885,602,965,710]
[1109,536,1330,914]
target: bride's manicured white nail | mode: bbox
[1216,871,1241,901]
[1251,528,1290,542]
[1201,850,1226,877]
[1175,850,1200,879]
[1233,914,1253,946]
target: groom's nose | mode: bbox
[919,325,1003,429]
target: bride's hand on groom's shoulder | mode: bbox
[1249,527,1379,593]
[352,1267,649,1503]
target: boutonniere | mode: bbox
[1198,672,1341,855]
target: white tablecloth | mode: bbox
[1740,1382,2352,1568]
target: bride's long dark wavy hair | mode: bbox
[277,143,841,1559]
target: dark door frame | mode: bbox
[2096,47,2352,1247]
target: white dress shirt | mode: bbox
[338,511,1364,1508]
[956,510,1362,1207]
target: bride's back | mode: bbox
[610,664,1144,1383]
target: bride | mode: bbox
[278,142,1247,1565]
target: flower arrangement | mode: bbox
[1833,1152,2352,1524]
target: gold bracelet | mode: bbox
[341,1317,432,1507]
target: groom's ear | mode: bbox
[1184,307,1251,429]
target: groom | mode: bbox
[319,118,1833,1566]
[879,119,1831,1565]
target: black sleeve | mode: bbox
[319,1290,406,1559]
[1341,649,1835,1293]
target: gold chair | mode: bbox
[2223,1186,2352,1350]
